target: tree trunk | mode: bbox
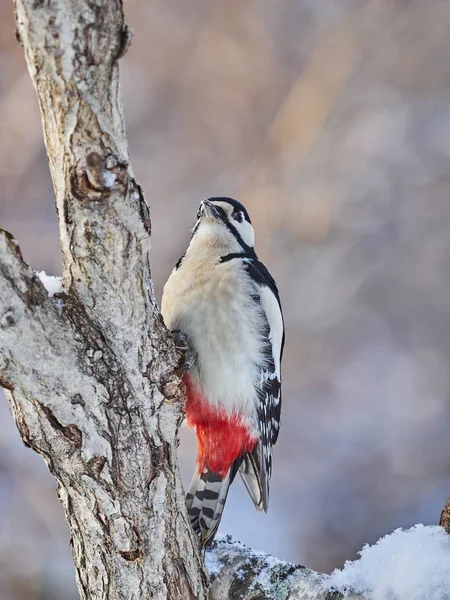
[3,0,207,598]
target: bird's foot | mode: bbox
[172,330,195,371]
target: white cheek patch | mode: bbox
[234,220,255,248]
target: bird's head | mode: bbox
[189,197,255,255]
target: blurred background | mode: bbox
[2,0,450,597]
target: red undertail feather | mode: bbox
[183,374,257,477]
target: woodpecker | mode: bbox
[161,197,284,547]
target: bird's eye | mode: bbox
[233,210,243,223]
[196,208,202,220]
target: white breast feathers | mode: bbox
[161,254,268,430]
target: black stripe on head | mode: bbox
[224,218,254,253]
[206,197,251,224]
[208,201,254,254]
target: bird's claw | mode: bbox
[172,330,195,371]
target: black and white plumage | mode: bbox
[161,197,284,546]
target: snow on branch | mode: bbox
[207,536,358,600]
[208,525,450,600]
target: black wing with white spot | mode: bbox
[239,258,284,512]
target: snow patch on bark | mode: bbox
[103,170,116,187]
[37,271,62,296]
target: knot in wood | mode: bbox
[86,455,106,479]
[0,309,16,328]
[39,403,83,449]
[0,375,14,392]
[71,394,85,407]
[118,549,143,562]
[71,152,128,201]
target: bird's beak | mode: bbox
[201,199,220,220]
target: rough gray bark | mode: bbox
[3,0,207,598]
[0,229,208,599]
[0,1,366,599]
[206,538,361,600]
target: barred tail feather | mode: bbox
[239,441,269,512]
[186,468,233,547]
